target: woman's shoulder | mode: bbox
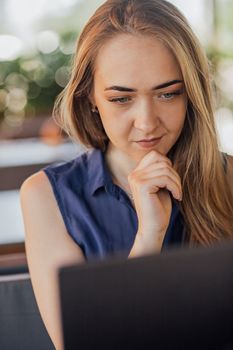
[20,148,97,210]
[20,171,54,208]
[20,171,62,248]
[20,151,89,209]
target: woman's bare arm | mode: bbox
[20,171,85,350]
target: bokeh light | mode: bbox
[36,30,60,54]
[20,59,41,74]
[60,39,76,55]
[216,60,233,102]
[0,89,8,112]
[55,66,70,87]
[33,66,54,88]
[6,88,27,113]
[4,108,25,128]
[0,35,23,61]
[5,73,29,92]
[215,107,233,154]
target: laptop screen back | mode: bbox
[58,241,233,350]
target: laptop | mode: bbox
[58,241,233,350]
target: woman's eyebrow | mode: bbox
[104,79,183,92]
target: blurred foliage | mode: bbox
[0,31,77,123]
[202,0,233,113]
[0,0,233,132]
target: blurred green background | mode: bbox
[0,0,232,150]
[0,0,232,248]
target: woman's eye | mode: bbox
[109,97,130,104]
[161,93,174,99]
[159,90,182,101]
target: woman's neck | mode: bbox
[105,144,137,192]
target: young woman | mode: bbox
[20,0,233,348]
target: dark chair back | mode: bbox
[0,274,55,350]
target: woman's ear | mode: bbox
[88,91,99,114]
[88,92,100,114]
[88,89,96,107]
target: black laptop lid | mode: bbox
[58,241,233,350]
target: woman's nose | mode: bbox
[133,99,160,132]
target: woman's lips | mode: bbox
[135,136,163,148]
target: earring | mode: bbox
[91,105,99,114]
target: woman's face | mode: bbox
[91,34,187,162]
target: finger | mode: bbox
[129,162,182,194]
[132,174,182,201]
[138,163,182,191]
[150,171,182,199]
[149,175,181,201]
[135,150,172,170]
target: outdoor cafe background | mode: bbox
[0,0,232,263]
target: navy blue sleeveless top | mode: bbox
[44,148,186,260]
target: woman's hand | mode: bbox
[128,150,182,256]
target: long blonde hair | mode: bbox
[54,0,233,245]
